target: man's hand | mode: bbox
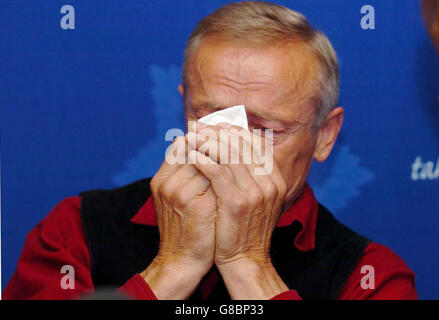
[141,136,217,299]
[188,123,289,299]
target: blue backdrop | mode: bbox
[1,0,438,299]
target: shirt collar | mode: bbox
[131,183,318,252]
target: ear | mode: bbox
[314,107,344,162]
[178,84,184,96]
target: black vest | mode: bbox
[80,178,370,300]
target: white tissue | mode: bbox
[198,105,248,130]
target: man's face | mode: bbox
[181,36,328,201]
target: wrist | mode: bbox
[217,258,288,300]
[141,256,209,299]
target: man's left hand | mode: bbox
[187,122,289,299]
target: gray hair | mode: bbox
[182,1,340,128]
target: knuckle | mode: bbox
[249,187,264,205]
[171,136,186,154]
[264,180,277,198]
[158,180,174,198]
[150,176,159,194]
[232,195,248,211]
[210,164,226,176]
[174,190,189,207]
[278,179,287,198]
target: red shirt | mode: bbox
[3,185,418,300]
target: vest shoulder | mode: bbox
[79,178,152,220]
[79,178,152,198]
[79,178,158,287]
[316,204,370,245]
[271,203,371,299]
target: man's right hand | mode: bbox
[140,136,217,299]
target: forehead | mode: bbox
[185,36,320,122]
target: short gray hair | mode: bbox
[182,1,339,128]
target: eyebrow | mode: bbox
[246,110,306,129]
[190,101,226,112]
[247,117,301,131]
[190,101,305,128]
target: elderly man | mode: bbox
[4,1,417,300]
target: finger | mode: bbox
[181,171,211,197]
[224,128,283,194]
[157,136,188,180]
[189,126,267,192]
[189,124,284,196]
[164,163,200,192]
[189,132,257,191]
[170,170,212,212]
[188,150,241,204]
[188,124,259,164]
[221,130,284,202]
